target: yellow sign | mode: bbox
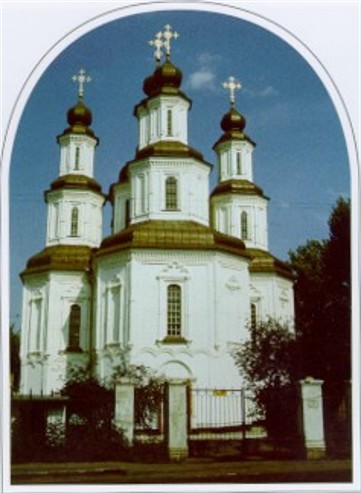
[213,390,228,397]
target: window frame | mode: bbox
[165,176,178,211]
[67,304,81,351]
[167,284,182,337]
[70,206,79,237]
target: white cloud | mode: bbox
[188,68,216,90]
[243,85,278,98]
[187,52,220,91]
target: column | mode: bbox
[299,377,326,459]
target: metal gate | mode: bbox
[188,388,265,440]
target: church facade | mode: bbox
[19,26,294,395]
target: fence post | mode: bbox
[165,379,188,461]
[114,377,134,445]
[299,377,326,459]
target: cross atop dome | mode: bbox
[72,68,92,99]
[162,24,179,59]
[222,76,242,106]
[149,31,165,64]
[148,25,179,64]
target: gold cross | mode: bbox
[161,24,179,59]
[222,76,242,105]
[72,68,91,98]
[149,31,165,63]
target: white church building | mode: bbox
[19,26,294,396]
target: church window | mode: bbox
[241,211,248,239]
[106,285,121,343]
[236,152,242,174]
[125,199,130,227]
[138,175,146,213]
[70,207,79,236]
[165,177,178,210]
[29,298,42,351]
[68,304,81,350]
[167,284,181,336]
[75,147,80,170]
[167,109,173,136]
[250,303,257,330]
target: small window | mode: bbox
[250,303,257,330]
[165,177,178,210]
[68,304,81,350]
[167,285,181,336]
[125,199,130,228]
[75,147,80,170]
[70,207,79,236]
[167,109,173,136]
[241,211,248,240]
[236,152,242,175]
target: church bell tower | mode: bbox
[19,70,105,395]
[211,76,269,251]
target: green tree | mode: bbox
[10,325,20,392]
[232,318,299,444]
[289,197,351,388]
[112,361,166,429]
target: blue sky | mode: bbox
[10,10,350,325]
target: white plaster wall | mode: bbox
[46,189,104,246]
[128,158,210,226]
[94,249,250,388]
[137,95,190,149]
[250,272,295,328]
[217,140,254,182]
[20,271,92,394]
[211,193,269,249]
[58,134,97,177]
[112,182,131,232]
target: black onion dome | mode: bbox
[58,98,97,140]
[67,98,92,127]
[143,61,182,97]
[213,105,255,149]
[221,106,246,132]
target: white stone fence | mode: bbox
[114,377,327,461]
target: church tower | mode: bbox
[211,77,269,250]
[110,25,210,232]
[93,26,251,386]
[19,70,105,394]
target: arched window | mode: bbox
[165,177,178,210]
[74,147,80,170]
[70,207,79,236]
[241,211,248,240]
[68,304,81,350]
[167,284,181,336]
[250,303,257,330]
[167,109,173,136]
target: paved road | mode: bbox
[11,459,353,485]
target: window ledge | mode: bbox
[157,336,190,346]
[65,346,83,353]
